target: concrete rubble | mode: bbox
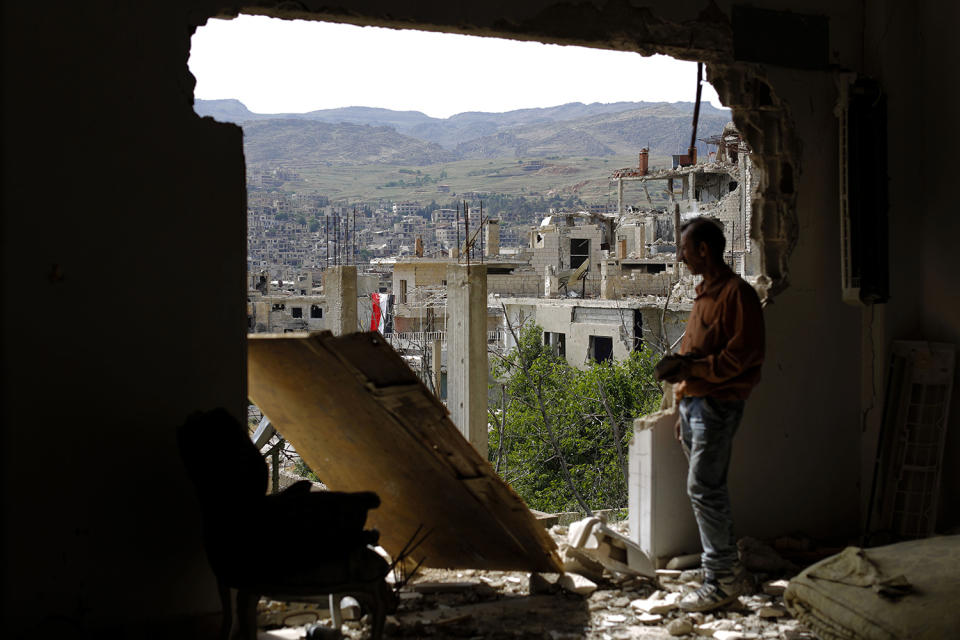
[255,521,819,639]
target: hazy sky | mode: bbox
[190,15,723,119]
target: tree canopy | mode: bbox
[489,322,662,513]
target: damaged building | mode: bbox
[4,1,960,639]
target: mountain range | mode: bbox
[195,99,731,167]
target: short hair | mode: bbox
[680,216,725,259]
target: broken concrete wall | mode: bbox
[487,272,542,297]
[392,260,449,301]
[532,302,636,367]
[638,307,689,352]
[602,270,674,298]
[3,2,250,630]
[530,226,562,273]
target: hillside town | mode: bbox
[247,124,756,378]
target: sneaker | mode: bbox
[679,561,746,585]
[678,573,749,612]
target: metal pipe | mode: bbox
[688,62,703,164]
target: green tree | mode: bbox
[489,322,662,513]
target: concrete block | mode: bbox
[530,509,559,528]
[758,605,787,619]
[587,523,655,577]
[637,612,663,624]
[762,579,789,596]
[561,546,605,582]
[566,516,600,549]
[558,573,597,597]
[630,591,679,614]
[668,618,695,636]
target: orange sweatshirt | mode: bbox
[679,266,765,400]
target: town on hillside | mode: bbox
[247,122,758,391]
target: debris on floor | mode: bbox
[257,521,821,639]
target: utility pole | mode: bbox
[673,203,681,278]
[464,201,470,269]
[480,201,484,264]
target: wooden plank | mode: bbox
[248,331,561,572]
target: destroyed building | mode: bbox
[3,1,960,638]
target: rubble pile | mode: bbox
[257,520,820,640]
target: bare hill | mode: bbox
[242,120,457,167]
[219,100,732,167]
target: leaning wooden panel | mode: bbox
[248,331,561,572]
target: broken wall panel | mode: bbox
[629,391,701,568]
[248,331,561,572]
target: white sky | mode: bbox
[190,15,723,119]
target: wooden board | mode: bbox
[248,331,561,572]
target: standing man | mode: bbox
[654,216,765,612]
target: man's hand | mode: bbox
[675,414,682,442]
[654,354,695,383]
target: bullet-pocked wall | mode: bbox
[3,0,957,634]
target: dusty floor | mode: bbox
[257,523,819,640]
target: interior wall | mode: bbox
[859,0,960,533]
[726,67,862,540]
[917,1,960,530]
[2,2,246,632]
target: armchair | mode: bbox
[177,408,393,639]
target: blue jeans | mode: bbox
[679,396,745,580]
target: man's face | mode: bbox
[679,229,706,275]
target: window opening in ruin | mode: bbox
[188,15,794,505]
[589,335,613,363]
[632,310,643,351]
[544,331,566,358]
[570,239,590,270]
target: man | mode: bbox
[654,216,765,612]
